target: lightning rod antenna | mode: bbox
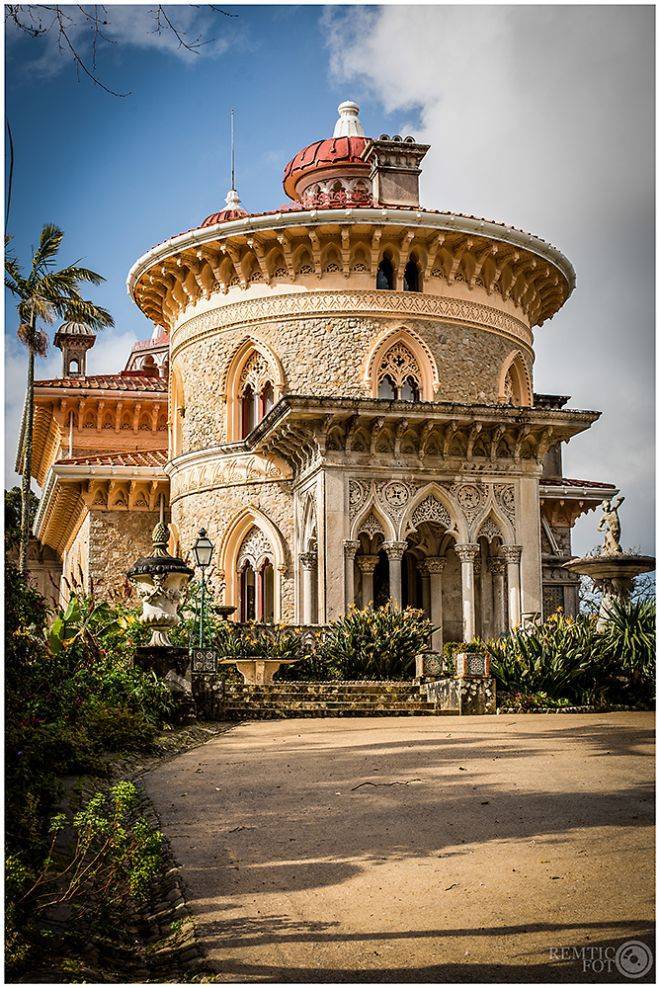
[230,108,236,191]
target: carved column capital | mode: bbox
[500,545,523,565]
[356,553,379,575]
[382,540,408,562]
[454,543,480,564]
[343,540,361,560]
[425,556,447,576]
[299,551,318,570]
[490,556,506,577]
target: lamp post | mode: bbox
[192,528,214,647]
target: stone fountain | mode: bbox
[563,495,655,629]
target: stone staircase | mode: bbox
[206,680,460,720]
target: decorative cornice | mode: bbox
[128,211,573,331]
[170,289,532,359]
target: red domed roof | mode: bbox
[200,188,248,228]
[201,206,248,227]
[283,135,369,200]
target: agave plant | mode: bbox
[601,597,656,686]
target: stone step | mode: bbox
[220,706,458,718]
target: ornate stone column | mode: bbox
[425,556,446,652]
[490,556,507,635]
[419,562,431,618]
[501,545,523,629]
[357,554,379,607]
[300,551,318,625]
[343,540,360,612]
[382,541,408,610]
[454,543,480,642]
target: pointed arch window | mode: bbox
[238,351,275,438]
[403,255,421,292]
[377,342,422,401]
[376,254,395,290]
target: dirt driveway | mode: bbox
[145,713,654,982]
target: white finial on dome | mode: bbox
[225,188,242,210]
[333,100,365,138]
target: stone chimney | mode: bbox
[362,134,430,209]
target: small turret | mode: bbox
[53,320,96,377]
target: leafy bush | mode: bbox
[485,602,655,707]
[280,605,433,681]
[6,782,164,979]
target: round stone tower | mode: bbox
[127,102,597,639]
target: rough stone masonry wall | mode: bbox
[173,314,530,450]
[88,510,161,600]
[171,480,295,619]
[62,513,91,595]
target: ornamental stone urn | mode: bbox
[563,495,655,630]
[127,521,195,718]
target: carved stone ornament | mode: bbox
[494,483,516,521]
[239,350,272,396]
[127,521,194,648]
[377,341,421,391]
[237,525,274,571]
[382,540,408,562]
[411,495,451,530]
[500,545,523,565]
[359,511,385,539]
[454,543,480,563]
[477,516,503,543]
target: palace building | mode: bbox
[22,101,616,639]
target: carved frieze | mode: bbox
[171,290,531,358]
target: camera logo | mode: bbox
[615,941,654,979]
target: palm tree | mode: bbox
[5,224,114,574]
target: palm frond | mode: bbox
[63,299,114,330]
[31,224,64,273]
[59,263,106,287]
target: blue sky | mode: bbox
[5,5,654,556]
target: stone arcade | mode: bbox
[21,101,616,636]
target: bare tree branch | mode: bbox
[6,4,237,97]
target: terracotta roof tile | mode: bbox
[58,450,167,467]
[36,373,167,393]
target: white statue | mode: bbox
[597,496,625,557]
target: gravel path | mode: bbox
[144,713,654,982]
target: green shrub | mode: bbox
[280,604,433,681]
[6,782,164,980]
[486,602,655,707]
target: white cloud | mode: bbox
[326,5,654,555]
[6,4,236,81]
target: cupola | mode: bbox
[283,101,373,209]
[201,187,248,227]
[53,320,96,377]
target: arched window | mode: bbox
[238,352,275,438]
[376,254,395,290]
[68,358,80,375]
[260,559,275,623]
[377,342,422,401]
[498,352,532,407]
[400,375,420,402]
[240,561,257,622]
[403,255,421,292]
[261,380,275,418]
[378,374,397,400]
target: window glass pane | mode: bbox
[378,375,397,399]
